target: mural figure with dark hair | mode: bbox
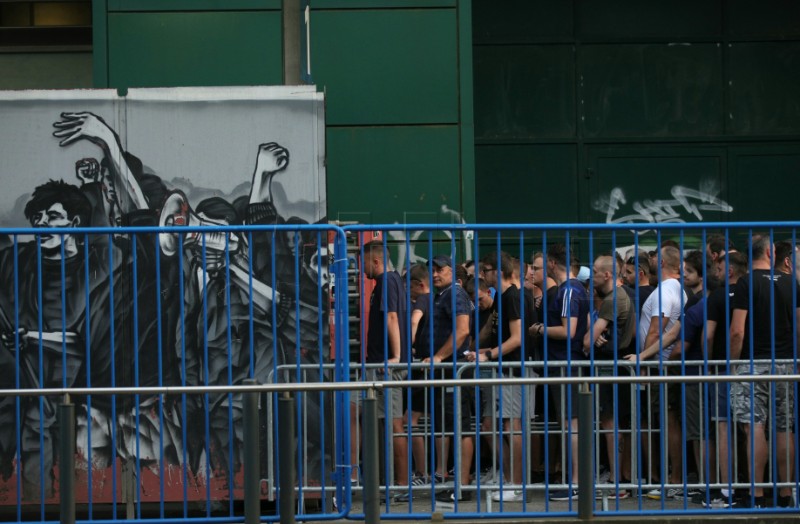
[0,173,136,500]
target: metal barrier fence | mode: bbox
[0,223,350,524]
[1,221,800,522]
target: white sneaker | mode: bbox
[646,487,683,500]
[492,489,526,502]
[479,469,497,485]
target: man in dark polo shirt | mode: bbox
[423,255,475,503]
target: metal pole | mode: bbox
[363,389,380,524]
[244,379,261,524]
[283,0,301,84]
[578,382,593,520]
[59,394,75,524]
[279,392,296,524]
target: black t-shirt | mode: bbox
[623,284,655,316]
[521,287,538,360]
[707,285,735,362]
[732,269,800,360]
[684,289,703,312]
[366,271,409,364]
[487,285,523,365]
[634,285,654,315]
[412,292,431,359]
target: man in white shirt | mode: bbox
[634,246,687,500]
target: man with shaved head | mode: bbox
[584,254,635,498]
[352,239,410,494]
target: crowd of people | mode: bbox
[352,233,800,509]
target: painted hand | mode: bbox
[53,112,114,148]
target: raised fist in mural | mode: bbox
[53,112,117,150]
[256,142,289,174]
[248,142,290,205]
[75,157,101,185]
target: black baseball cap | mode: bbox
[432,255,452,268]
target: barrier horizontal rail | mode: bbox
[342,221,800,231]
[2,371,798,398]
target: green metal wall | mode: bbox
[11,0,799,226]
[473,0,800,225]
[91,0,476,226]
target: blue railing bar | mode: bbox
[595,508,800,517]
[3,220,800,237]
[364,510,579,520]
[342,221,800,232]
[66,511,349,524]
[333,358,797,371]
[73,515,365,524]
[0,224,346,235]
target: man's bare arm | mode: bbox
[639,319,681,361]
[643,314,667,355]
[729,309,747,361]
[410,309,423,345]
[584,316,609,351]
[705,319,718,358]
[386,311,401,363]
[546,316,578,340]
[482,318,521,361]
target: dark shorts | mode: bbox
[542,365,586,422]
[679,384,712,442]
[597,376,632,424]
[433,386,474,435]
[410,365,475,435]
[594,363,633,422]
[403,384,428,414]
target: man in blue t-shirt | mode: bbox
[530,244,589,501]
[351,240,410,490]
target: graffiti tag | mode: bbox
[593,181,733,226]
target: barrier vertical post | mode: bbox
[59,394,75,524]
[244,379,261,524]
[363,388,380,524]
[578,382,593,520]
[279,392,296,524]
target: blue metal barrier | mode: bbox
[0,223,348,523]
[1,221,800,521]
[343,222,800,520]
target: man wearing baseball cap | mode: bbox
[422,254,476,503]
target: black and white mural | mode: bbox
[0,87,330,504]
